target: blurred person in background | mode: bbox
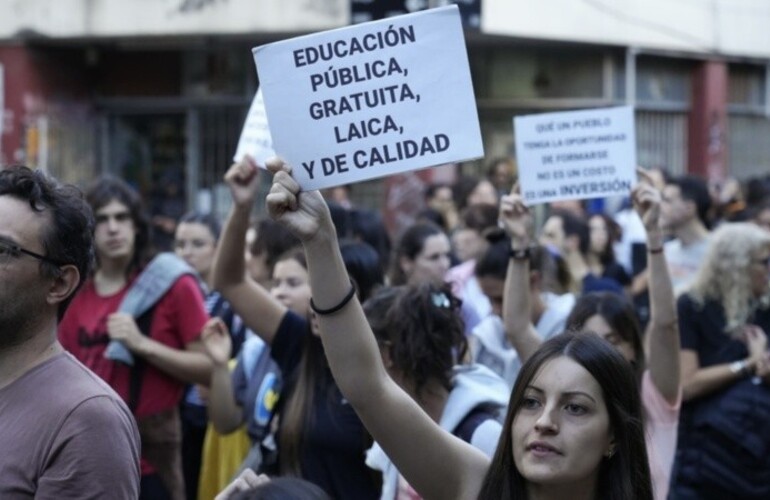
[707,176,751,225]
[670,222,770,500]
[470,238,575,388]
[174,211,253,500]
[446,204,500,325]
[389,221,451,287]
[485,157,516,197]
[204,156,382,499]
[539,208,624,295]
[419,182,459,233]
[350,208,392,276]
[659,174,711,295]
[246,218,300,287]
[586,213,631,292]
[451,204,499,265]
[453,175,499,211]
[363,284,508,499]
[59,175,211,500]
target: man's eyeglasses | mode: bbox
[0,239,65,266]
[753,256,770,268]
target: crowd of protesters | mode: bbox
[2,152,770,500]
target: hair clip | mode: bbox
[432,292,451,309]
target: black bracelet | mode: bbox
[509,246,531,260]
[310,279,356,315]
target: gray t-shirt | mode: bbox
[664,237,710,296]
[0,352,140,499]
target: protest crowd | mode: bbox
[4,151,770,499]
[4,10,770,500]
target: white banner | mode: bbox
[514,106,637,205]
[253,5,483,190]
[233,88,276,166]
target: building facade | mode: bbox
[1,0,768,227]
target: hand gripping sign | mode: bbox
[252,5,484,190]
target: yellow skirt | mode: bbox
[196,424,251,500]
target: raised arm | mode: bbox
[211,157,287,345]
[265,159,489,500]
[634,169,680,404]
[200,317,243,434]
[500,187,543,363]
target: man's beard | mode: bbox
[0,304,38,350]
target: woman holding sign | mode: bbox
[263,157,652,500]
[205,157,382,499]
[500,172,680,500]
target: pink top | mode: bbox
[641,370,681,500]
[396,474,421,500]
[445,259,476,299]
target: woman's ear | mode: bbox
[604,433,616,459]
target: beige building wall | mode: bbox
[483,0,770,58]
[0,0,349,39]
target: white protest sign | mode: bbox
[233,88,276,166]
[514,106,637,205]
[253,5,483,191]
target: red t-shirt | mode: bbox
[58,273,208,474]
[59,273,207,416]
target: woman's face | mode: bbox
[402,233,451,286]
[512,356,613,492]
[467,180,499,207]
[581,314,636,364]
[271,258,312,316]
[174,222,217,278]
[452,228,487,263]
[588,216,609,255]
[539,216,566,254]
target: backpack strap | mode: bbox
[120,253,198,318]
[107,253,199,366]
[127,306,156,413]
[452,405,499,444]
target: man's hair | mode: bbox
[85,175,153,275]
[178,211,221,241]
[249,217,301,273]
[424,182,451,201]
[459,203,499,233]
[363,283,466,398]
[669,175,711,227]
[0,166,94,319]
